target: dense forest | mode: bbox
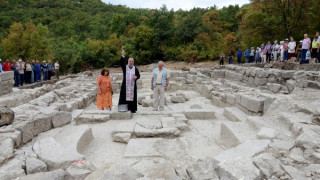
[0,0,320,72]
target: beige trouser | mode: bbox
[153,85,165,110]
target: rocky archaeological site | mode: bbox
[0,63,320,180]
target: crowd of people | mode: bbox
[0,58,60,87]
[220,33,320,65]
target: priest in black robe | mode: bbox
[118,50,140,113]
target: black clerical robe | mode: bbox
[118,56,141,113]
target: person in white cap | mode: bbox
[18,59,25,86]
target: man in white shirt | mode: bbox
[54,61,60,79]
[151,61,170,111]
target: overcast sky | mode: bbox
[102,0,250,10]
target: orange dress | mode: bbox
[96,75,113,110]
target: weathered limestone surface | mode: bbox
[0,71,14,96]
[0,65,319,179]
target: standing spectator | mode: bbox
[272,40,279,62]
[279,41,284,62]
[255,47,261,63]
[296,40,303,61]
[48,60,53,80]
[35,60,41,82]
[249,47,255,63]
[18,60,25,86]
[219,53,225,65]
[245,49,250,63]
[228,50,233,64]
[3,58,12,71]
[31,60,36,83]
[283,39,289,61]
[25,60,32,84]
[311,35,319,63]
[54,61,60,79]
[288,37,296,60]
[302,34,311,60]
[260,44,266,63]
[316,32,320,42]
[42,61,48,81]
[265,41,272,63]
[237,48,243,64]
[11,60,19,87]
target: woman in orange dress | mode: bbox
[97,68,113,110]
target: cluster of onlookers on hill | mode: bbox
[220,33,320,65]
[0,59,60,87]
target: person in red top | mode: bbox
[3,58,12,71]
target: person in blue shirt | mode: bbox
[228,50,233,64]
[47,60,53,80]
[245,49,250,63]
[41,61,48,81]
[35,60,42,82]
[11,59,20,87]
[237,48,243,64]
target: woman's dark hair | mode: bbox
[101,68,109,76]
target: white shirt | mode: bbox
[288,41,296,53]
[156,68,170,84]
[54,63,59,70]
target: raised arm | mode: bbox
[119,50,126,71]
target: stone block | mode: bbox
[112,132,132,143]
[13,120,34,144]
[223,107,247,122]
[0,106,15,127]
[281,70,295,79]
[32,114,52,136]
[253,153,284,179]
[238,95,265,113]
[257,127,276,140]
[0,158,25,180]
[186,159,218,180]
[26,157,48,174]
[216,157,262,180]
[170,96,185,103]
[0,71,14,81]
[51,111,72,128]
[267,83,281,93]
[0,138,14,164]
[214,140,270,163]
[0,130,21,148]
[184,109,215,120]
[256,70,269,78]
[110,112,132,120]
[225,71,243,81]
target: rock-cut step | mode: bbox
[219,121,257,148]
[223,107,247,122]
[75,110,132,125]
